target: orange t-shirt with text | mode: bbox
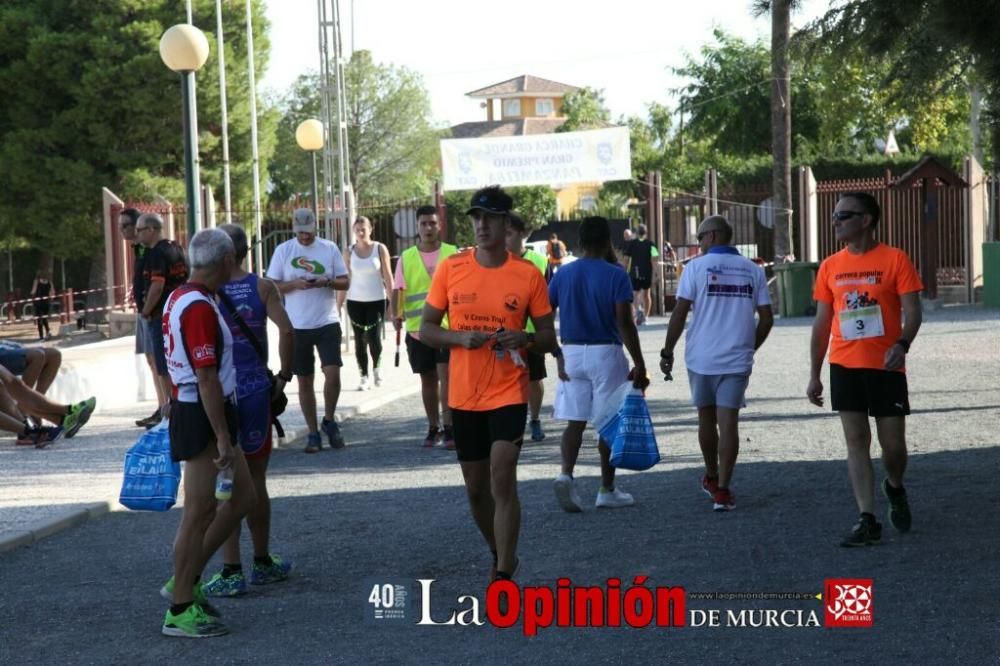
[426,250,552,411]
[813,243,923,371]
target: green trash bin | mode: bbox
[772,262,820,317]
[983,242,1000,308]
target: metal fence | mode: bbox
[815,173,967,284]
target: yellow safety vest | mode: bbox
[402,243,457,332]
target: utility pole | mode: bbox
[216,0,233,224]
[246,0,263,273]
[317,0,354,249]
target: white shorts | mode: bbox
[553,344,630,422]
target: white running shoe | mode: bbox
[373,368,382,387]
[553,474,583,513]
[596,486,635,509]
[358,375,371,391]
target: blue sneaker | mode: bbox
[322,417,345,449]
[201,571,248,597]
[250,554,293,585]
[304,432,322,454]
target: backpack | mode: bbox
[550,241,564,260]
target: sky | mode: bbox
[261,0,834,127]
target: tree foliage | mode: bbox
[0,0,275,259]
[803,0,995,167]
[556,87,612,133]
[268,50,440,204]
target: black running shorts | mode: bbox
[169,398,240,462]
[451,404,527,462]
[293,323,343,375]
[405,333,449,375]
[527,350,547,382]
[829,364,910,417]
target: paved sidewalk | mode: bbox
[1,307,997,662]
[0,332,421,551]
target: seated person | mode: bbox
[0,365,95,448]
[0,339,62,394]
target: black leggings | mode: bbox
[35,302,50,338]
[346,299,386,375]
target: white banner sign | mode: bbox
[440,126,631,191]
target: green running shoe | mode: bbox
[250,554,293,585]
[62,397,96,438]
[161,603,228,638]
[202,571,249,597]
[160,577,223,618]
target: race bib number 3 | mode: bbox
[839,305,885,340]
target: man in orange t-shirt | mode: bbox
[808,192,923,548]
[421,185,555,583]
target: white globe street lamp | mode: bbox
[159,24,210,242]
[295,119,325,218]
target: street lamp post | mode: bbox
[159,24,210,243]
[295,119,324,220]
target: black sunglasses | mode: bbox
[832,210,865,221]
[697,229,715,241]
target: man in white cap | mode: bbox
[266,208,350,452]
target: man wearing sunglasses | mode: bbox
[119,208,162,428]
[808,192,922,547]
[660,215,772,512]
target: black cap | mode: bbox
[465,186,513,216]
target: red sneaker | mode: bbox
[712,488,736,512]
[701,474,719,497]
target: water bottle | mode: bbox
[215,467,233,501]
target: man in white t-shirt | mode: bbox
[266,209,350,453]
[659,215,773,512]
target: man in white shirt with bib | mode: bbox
[266,208,350,453]
[660,216,773,512]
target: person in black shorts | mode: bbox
[265,209,350,453]
[139,213,189,424]
[421,186,556,582]
[504,213,549,441]
[623,224,655,325]
[391,206,459,449]
[808,192,923,547]
[160,229,256,638]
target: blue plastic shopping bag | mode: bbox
[592,381,635,444]
[608,389,660,471]
[119,420,180,511]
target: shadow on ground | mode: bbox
[2,443,997,663]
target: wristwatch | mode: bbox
[660,348,674,359]
[526,332,536,346]
[277,370,293,382]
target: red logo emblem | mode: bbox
[824,578,873,627]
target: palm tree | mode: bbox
[754,0,799,261]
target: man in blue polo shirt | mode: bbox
[659,215,773,512]
[548,216,648,512]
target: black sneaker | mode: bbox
[840,514,882,547]
[322,417,345,449]
[882,479,912,532]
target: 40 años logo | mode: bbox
[291,257,325,274]
[417,577,685,636]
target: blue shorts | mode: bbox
[146,317,167,375]
[687,370,749,409]
[237,388,273,459]
[135,314,149,355]
[0,344,27,375]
